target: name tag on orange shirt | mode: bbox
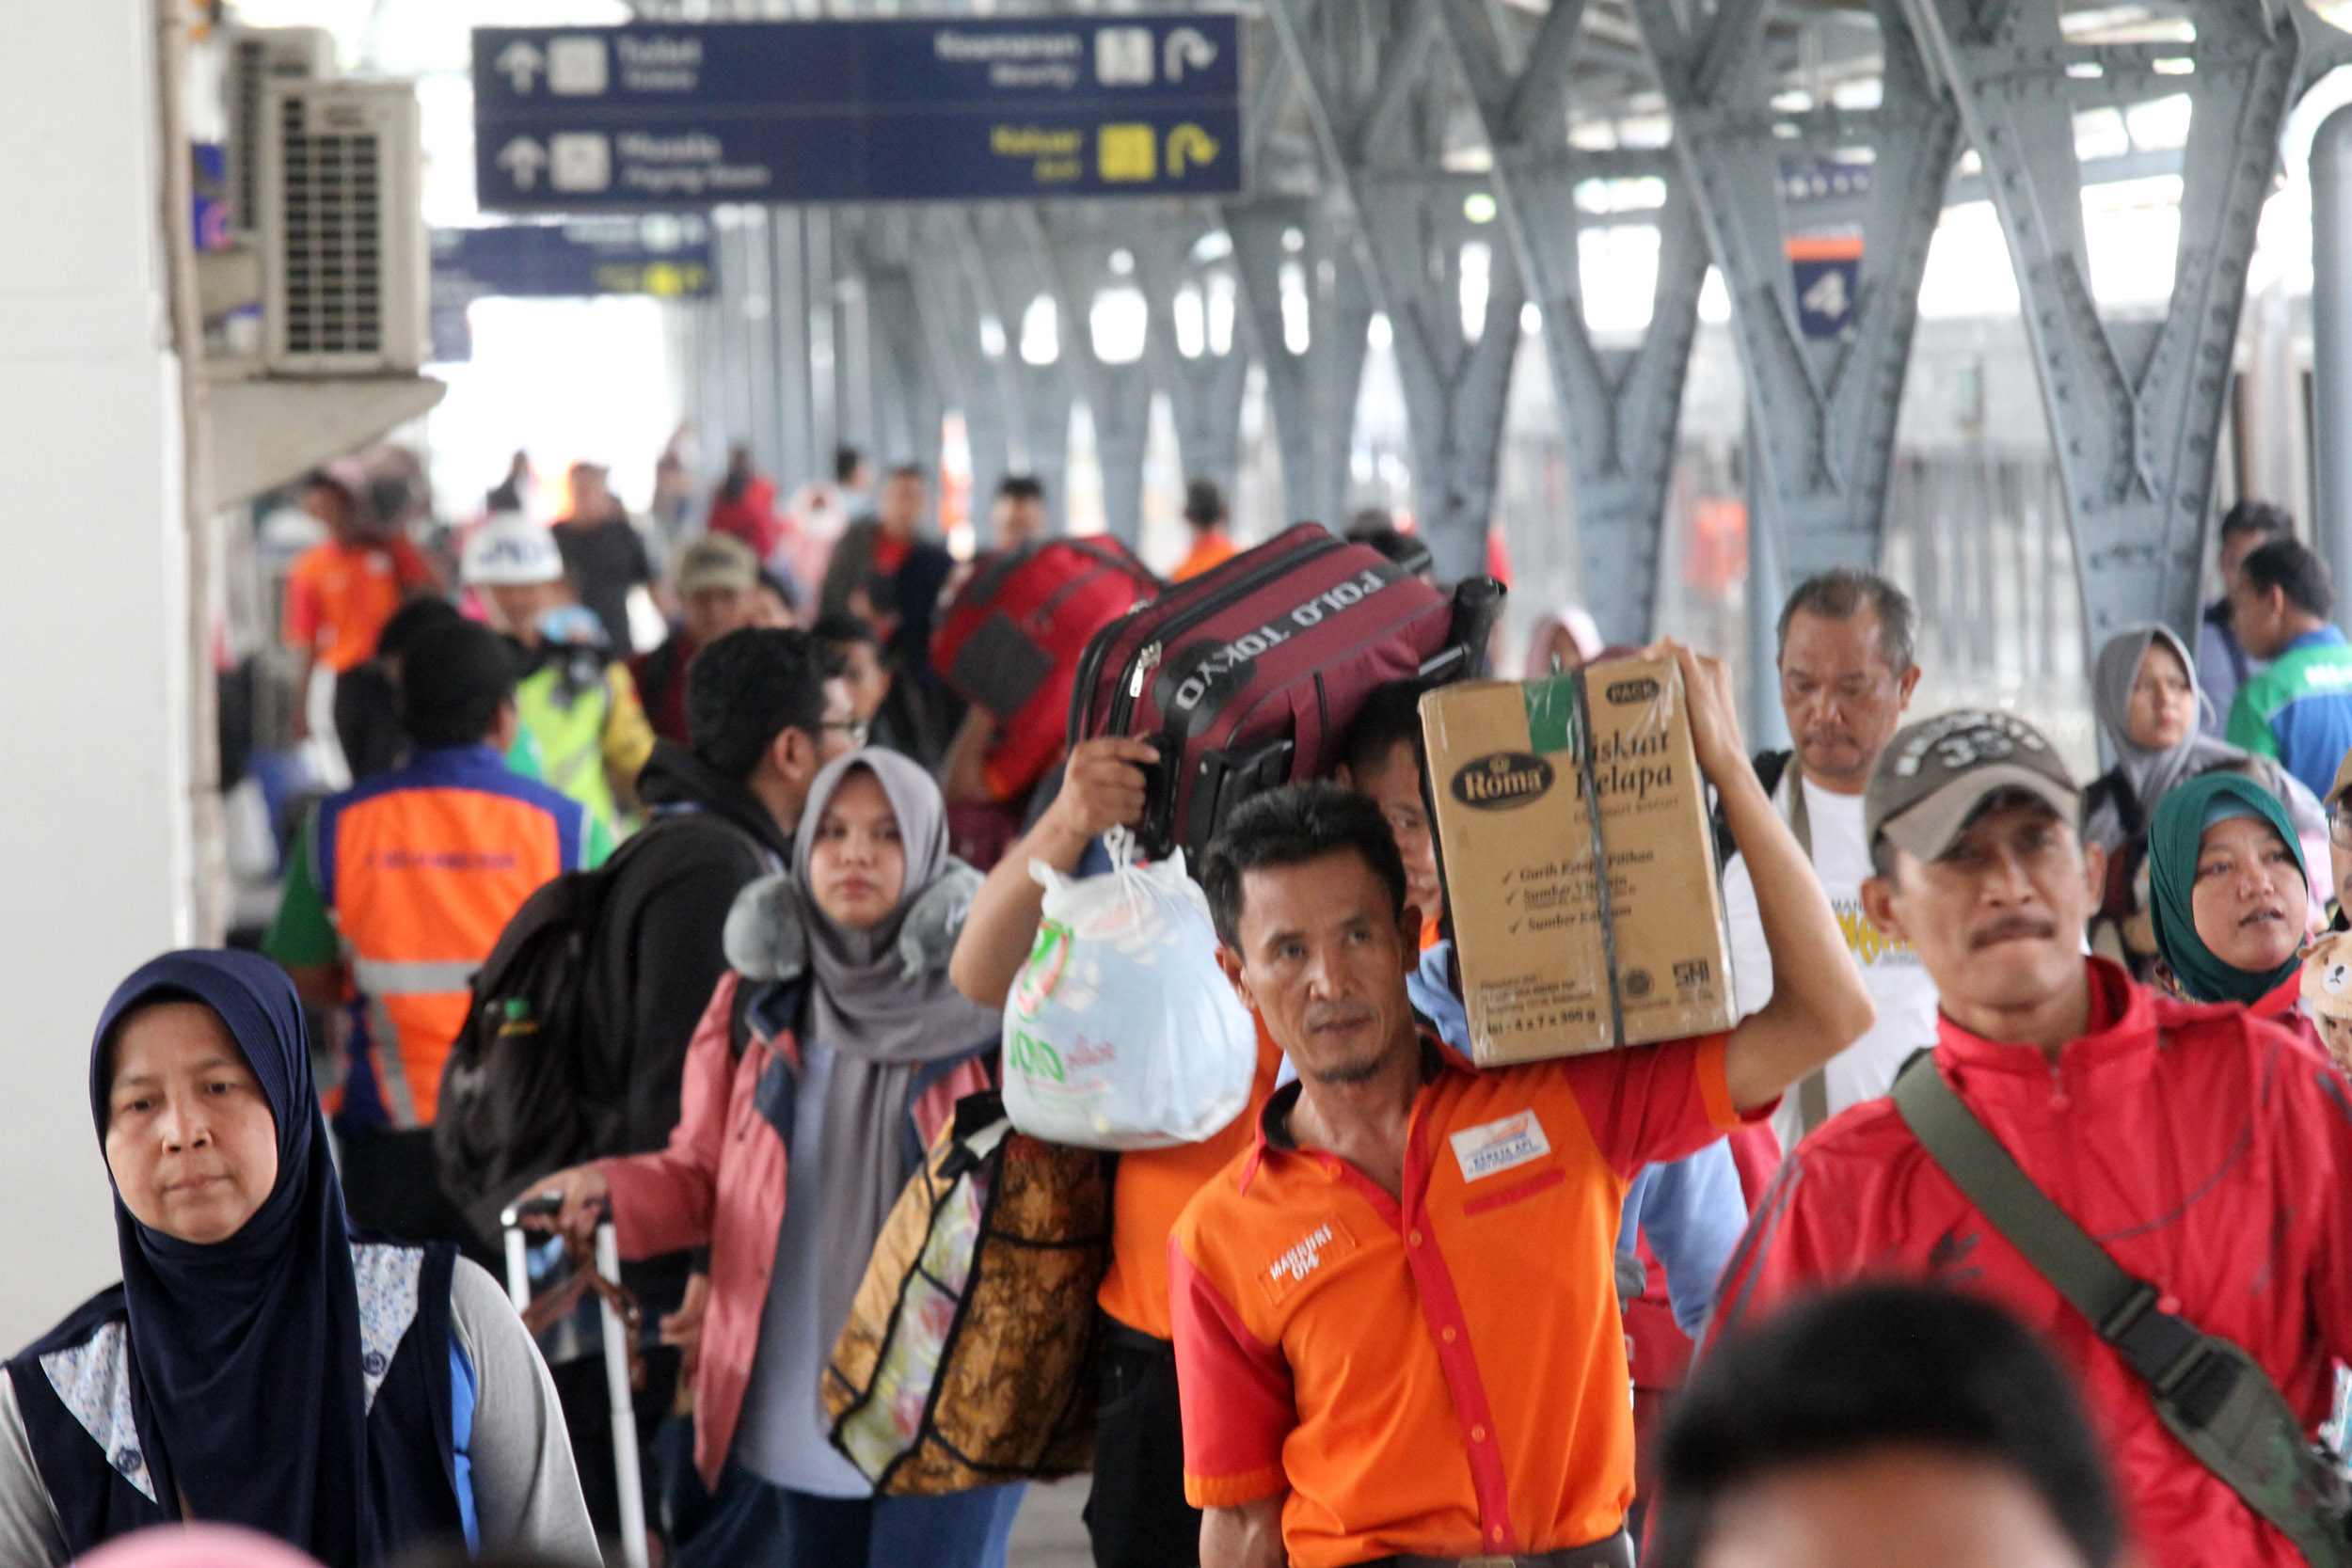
[1449,1111,1552,1183]
[1261,1215,1358,1305]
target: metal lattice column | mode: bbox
[1437,0,1708,644]
[914,209,1012,523]
[1901,0,2312,644]
[863,265,941,470]
[1632,0,1962,589]
[1042,214,1157,548]
[968,206,1078,535]
[1139,224,1253,499]
[1229,195,1375,532]
[1359,173,1527,582]
[1266,0,1528,581]
[846,211,944,471]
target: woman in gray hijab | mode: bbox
[2082,623,2324,974]
[527,748,1015,1567]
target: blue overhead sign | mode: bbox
[434,216,715,299]
[430,215,715,362]
[471,15,1241,212]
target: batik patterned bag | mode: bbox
[825,1090,1112,1494]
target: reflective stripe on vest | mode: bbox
[328,785,567,1126]
[515,667,618,832]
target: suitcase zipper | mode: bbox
[1104,532,1347,735]
[1128,643,1163,698]
[1058,545,1158,745]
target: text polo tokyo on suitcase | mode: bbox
[1070,522,1503,863]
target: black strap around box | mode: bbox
[1566,667,1623,1047]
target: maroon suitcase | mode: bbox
[1068,522,1503,863]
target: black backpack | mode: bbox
[432,821,685,1246]
[1710,748,1794,866]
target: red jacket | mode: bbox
[1713,958,2352,1566]
[708,475,785,562]
[2253,971,2326,1055]
[597,972,988,1489]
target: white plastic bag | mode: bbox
[1002,831,1257,1149]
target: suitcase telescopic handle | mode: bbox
[1449,576,1506,677]
[496,1191,647,1568]
[501,1192,566,1227]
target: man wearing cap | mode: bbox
[264,620,611,1243]
[1712,709,2352,1566]
[632,533,762,745]
[283,454,444,744]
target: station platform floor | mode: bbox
[1008,1476,1092,1565]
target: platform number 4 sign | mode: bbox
[1788,237,1863,340]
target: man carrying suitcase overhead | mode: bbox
[1712,709,2352,1565]
[952,523,1503,1567]
[1170,642,1873,1568]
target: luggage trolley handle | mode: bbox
[499,1192,649,1568]
[498,1192,594,1309]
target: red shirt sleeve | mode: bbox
[389,535,434,587]
[1169,1232,1293,1510]
[1560,1032,1762,1180]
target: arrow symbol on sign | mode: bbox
[497,136,549,191]
[496,40,545,93]
[1164,26,1216,81]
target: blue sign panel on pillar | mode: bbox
[1788,236,1864,341]
[471,16,1241,211]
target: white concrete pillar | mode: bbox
[0,0,191,1342]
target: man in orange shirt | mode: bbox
[1172,479,1239,583]
[950,733,1286,1568]
[1172,642,1874,1568]
[282,455,442,742]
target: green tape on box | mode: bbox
[1522,673,1579,755]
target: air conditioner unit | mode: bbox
[260,78,430,374]
[225,25,336,236]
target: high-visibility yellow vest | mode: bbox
[516,662,620,835]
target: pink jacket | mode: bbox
[597,971,990,1488]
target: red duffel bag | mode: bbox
[931,537,1163,808]
[1069,522,1503,863]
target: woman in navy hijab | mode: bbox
[0,950,596,1565]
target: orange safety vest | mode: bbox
[314,746,592,1126]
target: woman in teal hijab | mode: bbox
[2148,771,2318,1040]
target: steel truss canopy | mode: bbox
[609,0,2352,670]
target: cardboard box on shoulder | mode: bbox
[1419,654,1737,1068]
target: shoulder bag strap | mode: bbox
[1779,759,1834,1136]
[1892,1053,2350,1566]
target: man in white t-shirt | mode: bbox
[1721,568,1941,1155]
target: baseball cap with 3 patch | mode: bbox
[1864,710,2080,863]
